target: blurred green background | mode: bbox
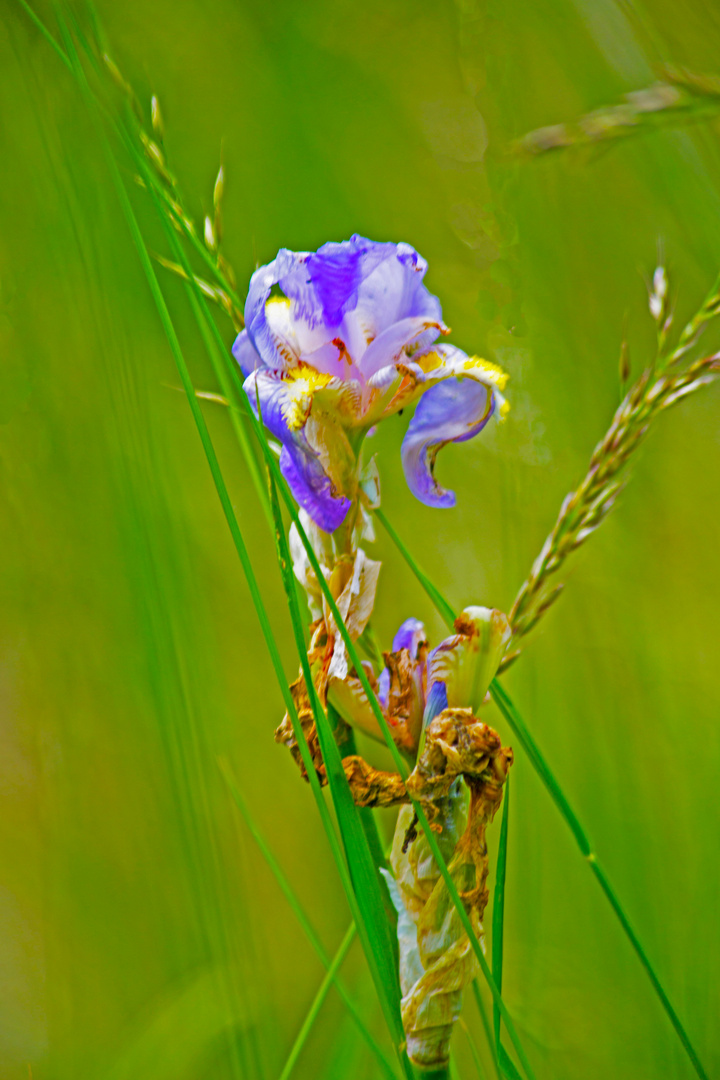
[1,0,719,1077]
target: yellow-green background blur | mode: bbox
[1,0,719,1077]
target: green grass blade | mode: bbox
[375,503,708,1080]
[48,22,409,1076]
[94,75,411,1070]
[497,1046,523,1080]
[266,473,411,1079]
[269,536,537,1078]
[277,922,357,1080]
[119,117,410,1063]
[492,775,510,1052]
[460,1018,489,1080]
[472,983,501,1080]
[17,0,72,69]
[374,508,456,628]
[63,10,273,535]
[488,679,708,1080]
[219,759,400,1080]
[119,91,412,1076]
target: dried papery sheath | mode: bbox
[384,711,513,1071]
[274,597,513,1071]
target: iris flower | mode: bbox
[327,607,511,754]
[233,235,508,532]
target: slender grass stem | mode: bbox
[89,64,410,1064]
[219,759,400,1080]
[17,0,72,69]
[95,73,523,1071]
[472,983,501,1080]
[374,508,456,627]
[492,776,510,1052]
[489,680,708,1080]
[459,1018,489,1080]
[49,18,412,1076]
[266,474,411,1077]
[132,110,414,1079]
[374,508,708,1080]
[277,923,358,1080]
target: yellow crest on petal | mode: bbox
[281,363,333,430]
[462,355,509,390]
[415,351,510,392]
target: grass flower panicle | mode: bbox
[505,268,720,665]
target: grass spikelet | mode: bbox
[506,275,719,659]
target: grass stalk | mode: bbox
[266,472,411,1077]
[459,1018,489,1079]
[219,759,400,1080]
[49,15,412,1075]
[277,922,358,1080]
[472,983,501,1080]
[492,775,510,1052]
[374,512,708,1080]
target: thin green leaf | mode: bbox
[107,69,410,1061]
[472,983,501,1080]
[459,1018,489,1080]
[492,775,510,1050]
[118,83,413,1079]
[49,22,407,1077]
[374,508,456,628]
[219,759,400,1080]
[498,1045,523,1080]
[376,499,708,1080]
[88,61,409,1066]
[277,922,357,1080]
[266,472,411,1079]
[488,679,708,1080]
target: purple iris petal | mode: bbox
[245,249,308,369]
[422,680,448,730]
[303,236,396,325]
[378,667,391,709]
[392,617,426,658]
[244,370,350,532]
[279,444,351,533]
[348,243,442,353]
[359,315,443,380]
[243,236,444,374]
[232,329,263,377]
[401,377,495,508]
